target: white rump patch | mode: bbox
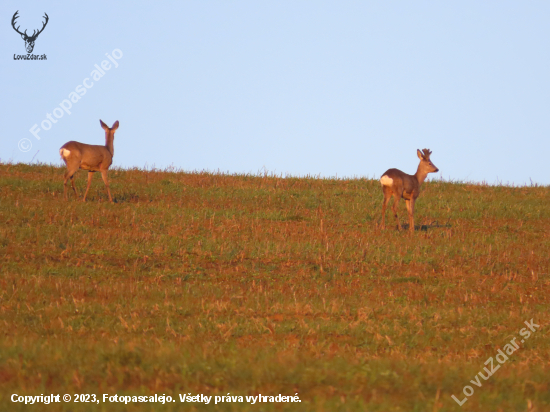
[60,148,71,159]
[380,175,393,187]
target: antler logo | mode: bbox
[12,11,49,54]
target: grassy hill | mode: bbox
[1,162,549,411]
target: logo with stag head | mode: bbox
[12,10,49,54]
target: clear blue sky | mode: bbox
[2,1,549,184]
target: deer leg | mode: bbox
[70,175,78,197]
[381,186,392,229]
[83,171,93,202]
[63,171,69,200]
[405,199,414,233]
[405,199,415,234]
[392,193,402,230]
[100,170,113,203]
[63,168,78,200]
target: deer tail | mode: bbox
[60,148,71,160]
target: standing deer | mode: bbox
[59,120,119,203]
[380,149,439,233]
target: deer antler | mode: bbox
[33,13,49,38]
[421,149,432,159]
[11,11,49,40]
[11,11,25,36]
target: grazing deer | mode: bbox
[380,149,439,233]
[59,120,119,203]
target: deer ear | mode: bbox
[100,120,108,130]
[417,149,423,160]
[111,121,119,131]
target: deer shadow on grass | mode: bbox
[73,192,142,204]
[400,220,452,232]
[111,193,143,203]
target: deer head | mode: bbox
[417,148,439,174]
[12,11,49,54]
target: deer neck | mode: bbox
[414,164,429,186]
[105,133,114,157]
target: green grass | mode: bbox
[0,162,549,411]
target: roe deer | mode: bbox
[59,120,119,203]
[380,149,439,233]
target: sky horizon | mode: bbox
[2,1,549,185]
